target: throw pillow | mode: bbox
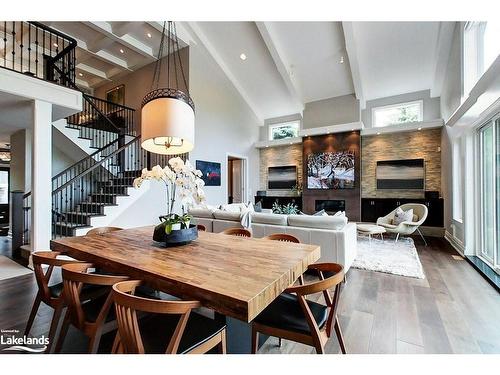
[313,209,329,217]
[333,211,346,217]
[254,201,263,212]
[393,207,414,225]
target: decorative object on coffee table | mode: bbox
[133,157,206,246]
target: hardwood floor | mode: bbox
[0,236,498,354]
[259,237,500,354]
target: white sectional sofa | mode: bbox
[189,208,358,272]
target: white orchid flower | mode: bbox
[133,177,143,189]
[151,165,165,180]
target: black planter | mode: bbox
[153,223,198,247]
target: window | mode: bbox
[452,139,464,222]
[463,22,500,96]
[477,116,499,270]
[372,100,423,128]
[269,121,300,140]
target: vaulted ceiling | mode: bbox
[46,21,456,122]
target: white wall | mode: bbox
[303,94,360,129]
[440,24,466,246]
[361,89,441,128]
[188,40,260,206]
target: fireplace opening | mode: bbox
[315,200,345,214]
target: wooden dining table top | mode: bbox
[50,226,321,322]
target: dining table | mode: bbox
[50,226,321,353]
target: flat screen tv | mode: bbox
[307,151,355,189]
[376,159,424,190]
[268,166,297,189]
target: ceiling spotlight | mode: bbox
[119,49,124,54]
[53,43,58,48]
[339,55,344,64]
[418,127,422,130]
[377,132,381,135]
[240,53,247,61]
[78,72,83,77]
[147,32,152,38]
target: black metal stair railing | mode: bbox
[66,94,136,148]
[1,21,76,88]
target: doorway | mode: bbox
[227,155,247,204]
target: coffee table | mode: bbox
[357,223,386,241]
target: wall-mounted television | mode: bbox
[376,159,424,190]
[307,151,355,189]
[268,166,297,189]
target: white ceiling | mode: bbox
[4,21,455,124]
[261,22,354,103]
[344,22,455,105]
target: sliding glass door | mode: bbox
[478,116,499,270]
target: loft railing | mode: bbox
[67,94,136,138]
[21,136,186,243]
[0,21,77,88]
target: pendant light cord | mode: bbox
[149,21,189,95]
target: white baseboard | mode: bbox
[444,230,465,256]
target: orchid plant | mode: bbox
[133,157,206,230]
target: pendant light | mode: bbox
[141,22,194,155]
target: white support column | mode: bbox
[31,100,52,253]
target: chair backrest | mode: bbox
[221,228,252,237]
[31,251,83,304]
[112,280,201,354]
[196,224,206,232]
[285,263,344,338]
[86,227,123,236]
[263,233,300,243]
[399,203,428,223]
[61,263,129,330]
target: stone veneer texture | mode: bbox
[259,144,303,196]
[361,128,442,198]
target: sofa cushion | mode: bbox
[220,203,247,213]
[313,209,328,216]
[188,208,215,218]
[212,210,241,221]
[287,214,347,230]
[251,212,288,226]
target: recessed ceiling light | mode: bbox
[418,127,422,130]
[147,32,152,38]
[240,53,247,61]
[119,49,124,54]
[377,132,381,135]
[53,43,58,48]
[339,55,344,64]
[351,129,354,131]
[78,72,83,77]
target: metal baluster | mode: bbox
[11,22,15,70]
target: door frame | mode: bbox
[225,153,248,205]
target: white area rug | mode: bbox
[0,256,32,281]
[352,236,425,279]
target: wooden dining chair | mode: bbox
[25,251,104,353]
[251,263,346,354]
[221,228,252,237]
[55,262,130,353]
[263,233,300,243]
[111,280,227,354]
[196,224,206,231]
[86,227,123,236]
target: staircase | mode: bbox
[14,22,187,246]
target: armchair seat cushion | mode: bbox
[378,222,397,229]
[253,293,328,335]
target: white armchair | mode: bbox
[376,203,428,245]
